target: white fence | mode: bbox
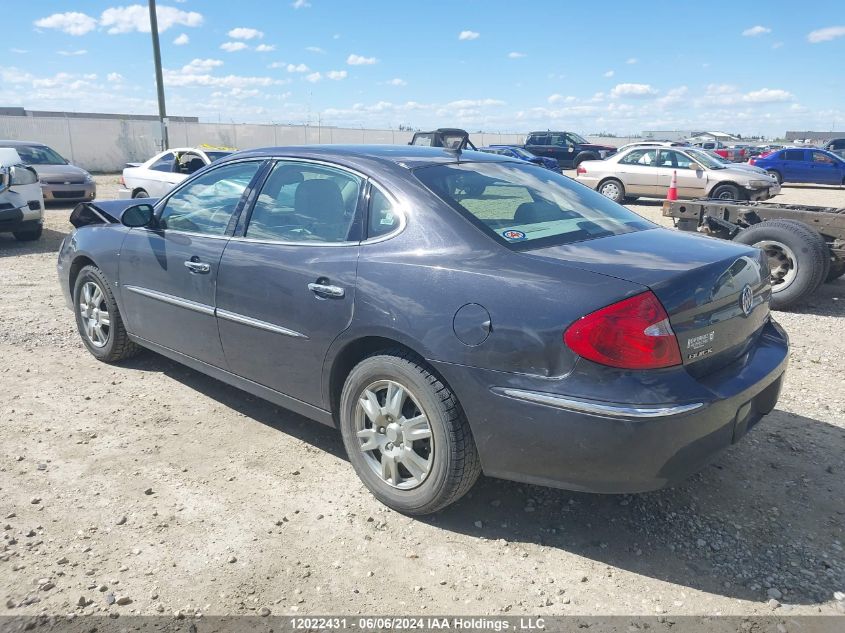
[0,114,635,172]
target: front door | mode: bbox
[809,151,841,184]
[216,159,365,407]
[118,159,265,367]
[656,150,707,198]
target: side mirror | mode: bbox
[8,165,38,187]
[122,203,155,228]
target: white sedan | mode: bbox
[118,147,233,199]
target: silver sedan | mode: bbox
[576,146,780,203]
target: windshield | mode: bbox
[509,147,536,160]
[568,132,589,144]
[204,151,232,162]
[11,144,67,165]
[414,161,655,250]
[686,149,726,169]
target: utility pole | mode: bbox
[148,0,169,150]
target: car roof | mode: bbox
[0,140,50,147]
[227,144,514,170]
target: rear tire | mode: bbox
[733,220,828,309]
[598,178,625,203]
[13,224,43,241]
[710,183,741,200]
[132,189,149,199]
[73,265,141,363]
[339,349,481,515]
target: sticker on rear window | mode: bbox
[502,230,525,240]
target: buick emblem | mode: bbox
[740,285,753,316]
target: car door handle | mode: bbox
[184,260,211,274]
[308,282,345,298]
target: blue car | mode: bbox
[58,146,787,514]
[479,145,560,171]
[751,147,845,185]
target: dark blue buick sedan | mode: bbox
[58,146,788,514]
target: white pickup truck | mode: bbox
[0,148,44,241]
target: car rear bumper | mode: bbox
[42,183,96,203]
[431,319,788,493]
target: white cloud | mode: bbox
[656,86,688,107]
[228,27,263,40]
[386,78,407,86]
[326,70,347,80]
[807,25,845,43]
[446,99,504,108]
[347,53,377,65]
[11,48,28,54]
[507,51,526,58]
[772,41,784,49]
[706,83,736,95]
[610,83,657,98]
[306,46,325,54]
[163,66,279,89]
[742,25,771,37]
[100,5,203,34]
[221,41,249,52]
[108,72,124,82]
[548,94,576,104]
[625,57,638,64]
[34,12,97,36]
[255,44,276,52]
[458,30,480,41]
[58,49,88,56]
[182,58,224,74]
[173,33,190,45]
[286,63,310,73]
[292,0,311,8]
[603,70,614,78]
[305,72,322,83]
[742,88,793,103]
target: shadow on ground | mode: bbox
[120,350,845,606]
[0,227,69,258]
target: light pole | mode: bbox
[148,0,169,150]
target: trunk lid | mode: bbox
[524,228,771,375]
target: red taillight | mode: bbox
[576,165,586,175]
[748,158,757,165]
[563,291,681,370]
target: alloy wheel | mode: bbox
[354,379,434,489]
[78,281,111,347]
[600,182,620,200]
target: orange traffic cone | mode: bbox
[666,170,678,201]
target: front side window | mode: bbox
[149,152,176,172]
[658,150,698,169]
[246,161,362,242]
[548,134,569,147]
[158,160,262,235]
[414,161,654,250]
[619,149,657,166]
[812,151,835,164]
[565,133,589,145]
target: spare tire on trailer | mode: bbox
[733,219,828,310]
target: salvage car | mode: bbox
[0,140,95,203]
[118,146,233,199]
[0,148,44,241]
[577,146,780,203]
[750,147,845,185]
[58,146,789,514]
[478,145,560,171]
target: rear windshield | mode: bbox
[414,161,655,250]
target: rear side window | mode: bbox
[367,187,399,238]
[149,152,176,172]
[528,134,548,146]
[619,149,657,166]
[414,161,654,250]
[246,161,362,242]
[783,149,804,161]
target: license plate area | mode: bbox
[732,373,784,443]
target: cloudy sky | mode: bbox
[3,1,844,136]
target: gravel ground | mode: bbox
[1,174,843,619]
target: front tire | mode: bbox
[73,265,141,362]
[710,183,741,200]
[13,224,43,241]
[767,170,783,185]
[733,220,828,309]
[598,178,625,203]
[339,350,481,515]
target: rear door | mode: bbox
[118,159,265,367]
[615,148,659,195]
[780,149,807,182]
[215,159,367,407]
